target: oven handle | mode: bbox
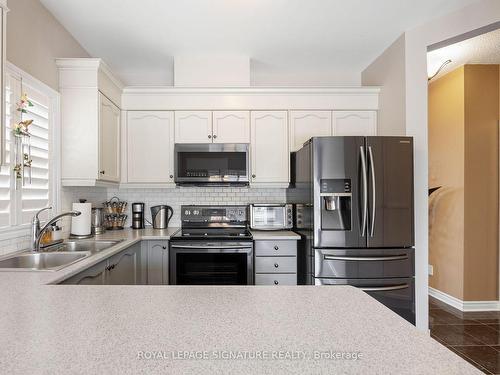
[360,284,409,292]
[323,255,408,262]
[170,244,253,249]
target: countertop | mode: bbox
[0,229,480,374]
[250,230,301,240]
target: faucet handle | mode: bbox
[35,206,52,221]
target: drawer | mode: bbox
[255,274,297,286]
[254,240,297,256]
[255,257,296,273]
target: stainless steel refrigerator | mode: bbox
[288,136,415,324]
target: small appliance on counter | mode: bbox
[102,196,127,230]
[150,205,173,229]
[70,200,93,239]
[131,202,145,229]
[249,204,293,230]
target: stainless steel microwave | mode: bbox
[250,204,293,230]
[174,143,249,186]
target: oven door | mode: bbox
[174,143,249,185]
[169,242,253,285]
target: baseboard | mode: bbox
[429,287,500,312]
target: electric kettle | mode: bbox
[150,205,173,229]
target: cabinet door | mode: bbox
[250,111,289,184]
[60,260,107,285]
[99,93,120,182]
[147,241,169,285]
[174,111,212,143]
[106,244,139,285]
[289,111,331,152]
[127,111,174,183]
[212,111,250,143]
[332,111,377,136]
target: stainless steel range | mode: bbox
[169,205,253,285]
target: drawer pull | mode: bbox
[360,284,409,292]
[274,280,279,285]
[324,255,408,262]
[274,263,279,268]
[162,246,167,250]
[274,245,279,250]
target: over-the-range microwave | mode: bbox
[174,143,250,186]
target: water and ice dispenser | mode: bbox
[320,179,352,231]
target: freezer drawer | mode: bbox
[314,248,414,279]
[315,277,415,324]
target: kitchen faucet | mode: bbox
[31,207,81,252]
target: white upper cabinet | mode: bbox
[332,111,377,136]
[212,111,250,143]
[126,111,174,184]
[98,94,120,182]
[250,111,289,185]
[289,111,332,152]
[174,111,212,143]
[57,59,124,186]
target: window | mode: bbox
[0,64,59,231]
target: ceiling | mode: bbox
[427,28,500,81]
[40,0,479,86]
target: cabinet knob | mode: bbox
[169,175,173,179]
[274,245,279,251]
[100,170,105,175]
[252,174,256,178]
[213,135,217,139]
[208,135,212,139]
[274,263,279,268]
[274,280,279,285]
[162,246,167,250]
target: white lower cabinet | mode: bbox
[126,111,174,183]
[254,240,297,286]
[147,240,169,285]
[332,110,377,136]
[250,111,289,185]
[289,111,332,152]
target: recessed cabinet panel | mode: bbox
[61,260,107,285]
[175,111,212,143]
[106,244,140,285]
[212,111,250,143]
[289,111,332,152]
[332,111,377,136]
[127,111,174,183]
[99,93,120,182]
[250,111,289,184]
[147,241,169,285]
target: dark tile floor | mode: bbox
[430,296,500,374]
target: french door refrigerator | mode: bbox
[289,136,415,324]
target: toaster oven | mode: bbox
[249,204,293,230]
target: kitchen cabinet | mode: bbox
[289,111,332,152]
[126,111,174,183]
[250,111,289,185]
[99,93,121,182]
[332,111,377,136]
[106,243,141,285]
[57,59,124,186]
[174,111,212,143]
[212,111,250,143]
[254,239,297,286]
[0,3,6,166]
[61,259,107,285]
[147,241,169,285]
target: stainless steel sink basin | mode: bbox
[55,240,122,254]
[0,252,90,271]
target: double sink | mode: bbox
[0,240,122,271]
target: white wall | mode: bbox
[361,0,500,332]
[361,34,406,135]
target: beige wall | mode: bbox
[361,34,406,136]
[428,67,465,299]
[6,0,89,90]
[428,65,499,301]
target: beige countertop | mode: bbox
[250,230,301,240]
[0,229,479,374]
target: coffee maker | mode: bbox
[131,202,145,229]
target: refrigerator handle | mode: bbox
[368,145,376,237]
[359,146,368,237]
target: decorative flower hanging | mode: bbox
[12,93,34,185]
